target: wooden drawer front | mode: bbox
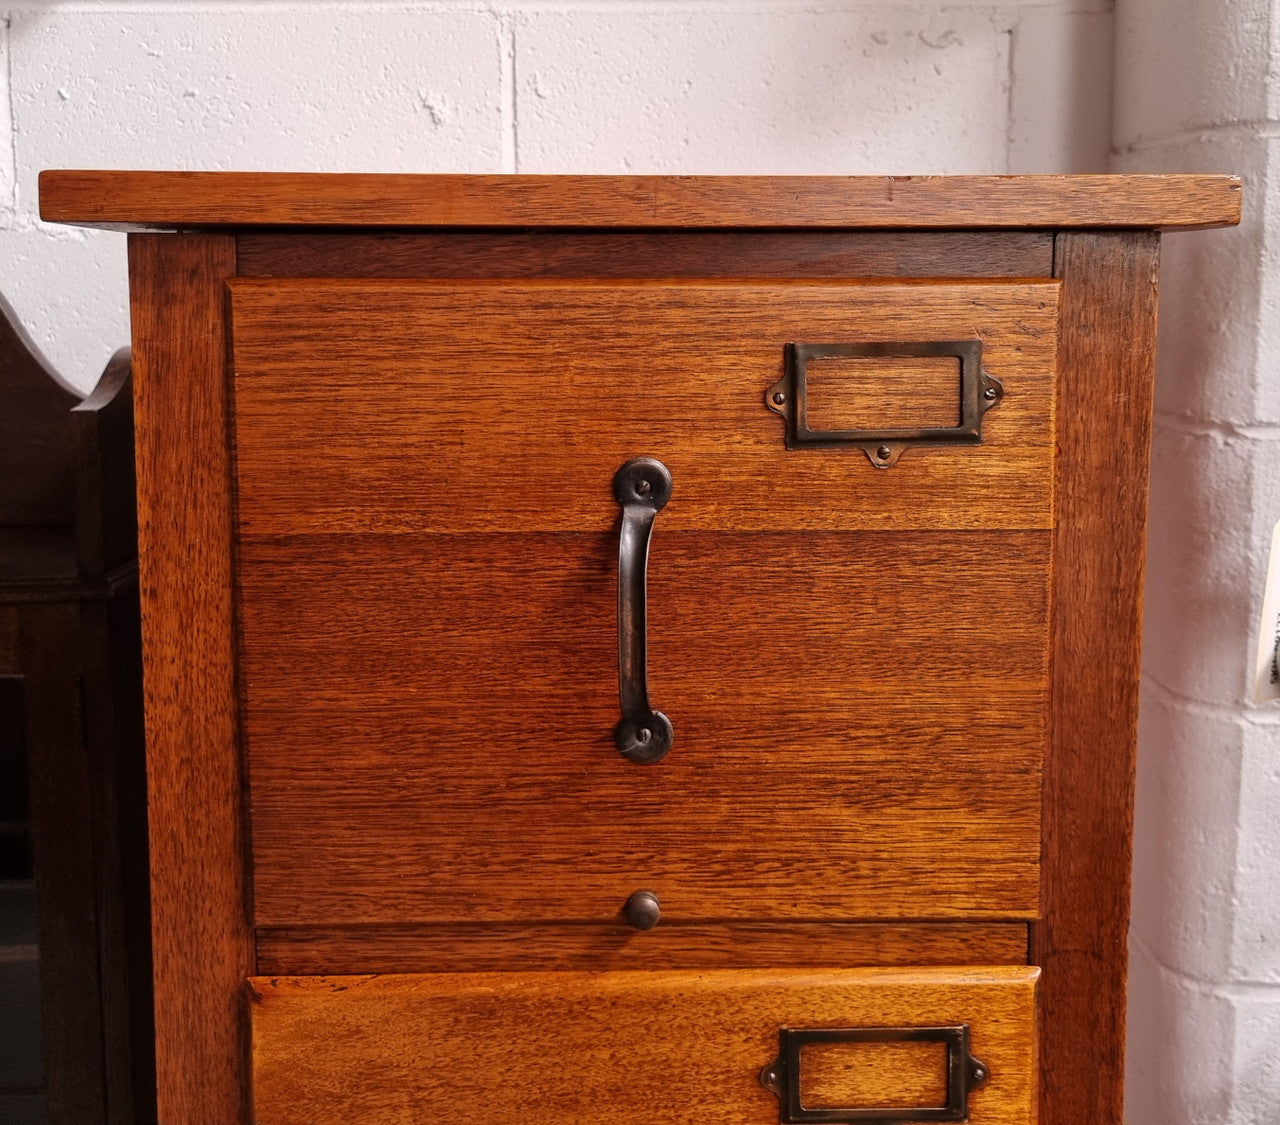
[229,278,1058,534]
[249,966,1039,1125]
[238,531,1047,926]
[230,278,1054,929]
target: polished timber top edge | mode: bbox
[39,171,1241,232]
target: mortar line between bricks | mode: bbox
[1131,934,1233,994]
[3,13,15,215]
[1133,936,1280,996]
[1003,23,1015,173]
[454,0,1117,10]
[1116,118,1280,155]
[1140,674,1280,727]
[1153,412,1280,442]
[4,0,1118,12]
[499,11,517,173]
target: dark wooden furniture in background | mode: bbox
[0,295,154,1125]
[40,173,1241,1125]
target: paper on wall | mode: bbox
[1253,517,1280,701]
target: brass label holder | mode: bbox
[760,1025,989,1124]
[765,341,1002,469]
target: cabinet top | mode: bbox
[39,171,1241,232]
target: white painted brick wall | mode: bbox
[1142,419,1262,703]
[1235,719,1280,981]
[1234,998,1280,1124]
[1126,942,1237,1124]
[1131,691,1243,981]
[1009,8,1113,171]
[514,9,1014,173]
[1114,0,1277,146]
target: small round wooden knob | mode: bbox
[624,890,661,930]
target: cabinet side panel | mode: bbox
[128,233,248,1125]
[1038,231,1159,1125]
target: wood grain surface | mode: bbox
[127,233,248,1125]
[256,921,1030,975]
[249,967,1039,1125]
[800,1039,946,1108]
[1033,231,1160,1125]
[805,355,962,430]
[229,279,1058,534]
[40,170,1240,231]
[239,530,1048,927]
[236,230,1055,279]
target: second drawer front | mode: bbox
[239,529,1048,926]
[249,966,1039,1125]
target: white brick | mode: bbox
[515,9,1011,173]
[1131,695,1242,978]
[0,225,128,395]
[1129,961,1280,1124]
[1113,0,1276,147]
[1232,994,1280,1123]
[1126,944,1236,1124]
[1254,141,1280,425]
[1143,426,1259,702]
[1231,719,1280,982]
[1116,132,1275,426]
[10,9,505,214]
[1008,10,1112,172]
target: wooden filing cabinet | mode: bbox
[40,172,1240,1125]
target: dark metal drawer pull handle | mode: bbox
[613,457,673,763]
[766,340,1002,469]
[760,1025,989,1123]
